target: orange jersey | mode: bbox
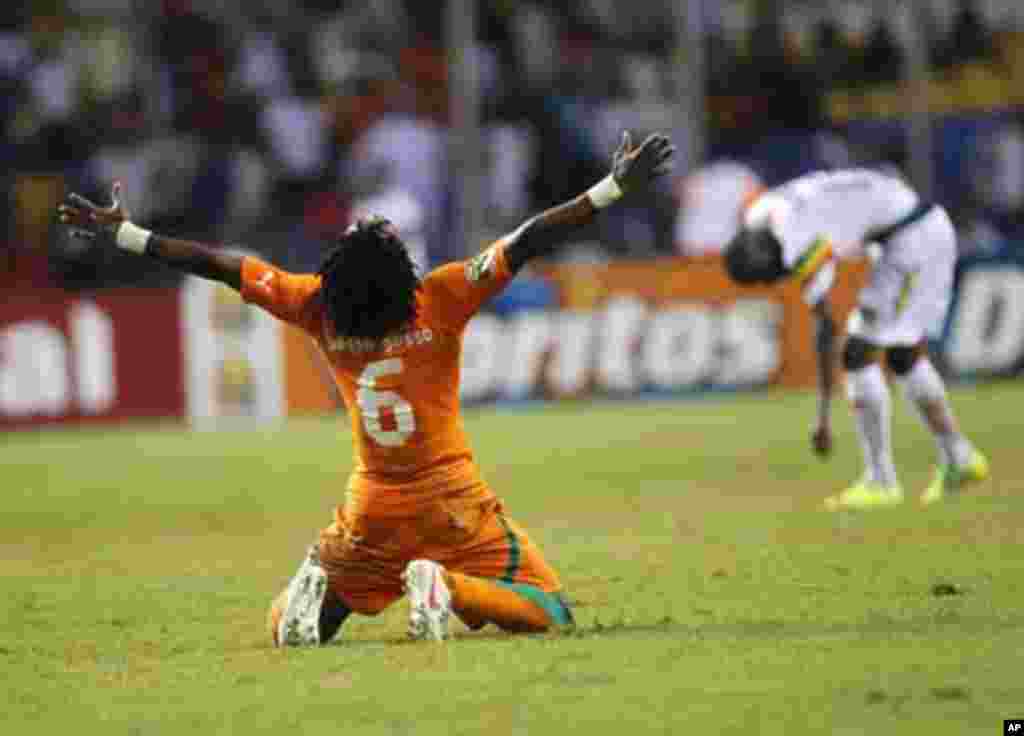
[240,243,514,513]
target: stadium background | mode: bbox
[2,0,1024,423]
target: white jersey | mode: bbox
[748,169,923,305]
[748,168,958,347]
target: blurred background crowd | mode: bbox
[4,0,1024,290]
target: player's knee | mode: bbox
[886,345,922,376]
[842,336,880,372]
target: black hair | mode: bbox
[723,227,787,285]
[317,217,420,339]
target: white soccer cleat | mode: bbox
[275,546,329,647]
[402,559,452,642]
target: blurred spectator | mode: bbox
[939,0,994,68]
[674,159,763,258]
[591,55,675,158]
[812,16,857,90]
[820,0,882,90]
[577,0,674,52]
[234,29,292,98]
[518,39,605,212]
[345,78,447,262]
[349,162,428,274]
[509,4,561,93]
[2,0,1022,292]
[263,95,328,183]
[485,123,534,229]
[84,92,196,223]
[78,24,139,104]
[953,198,1006,258]
[319,0,410,56]
[153,1,230,136]
[975,114,1024,226]
[862,18,904,85]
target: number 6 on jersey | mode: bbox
[356,359,415,447]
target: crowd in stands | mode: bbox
[2,0,1023,291]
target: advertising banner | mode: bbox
[14,252,1011,430]
[1,278,337,431]
[0,289,185,428]
[180,275,339,423]
[460,257,870,403]
[180,277,284,425]
[943,256,1024,378]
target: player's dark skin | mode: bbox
[724,234,839,459]
[58,182,245,288]
[811,300,836,458]
[57,133,674,287]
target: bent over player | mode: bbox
[723,168,988,510]
[59,132,675,645]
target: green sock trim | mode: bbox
[493,581,575,627]
[495,515,520,584]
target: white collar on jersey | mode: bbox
[744,192,793,233]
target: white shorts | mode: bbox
[846,206,956,347]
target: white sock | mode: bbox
[898,358,973,467]
[845,364,899,489]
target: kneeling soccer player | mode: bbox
[59,131,675,645]
[723,168,988,510]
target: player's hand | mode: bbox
[57,182,130,241]
[811,423,833,459]
[611,131,675,194]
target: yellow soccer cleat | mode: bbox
[824,481,904,511]
[921,450,990,506]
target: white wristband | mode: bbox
[586,175,624,209]
[115,222,152,254]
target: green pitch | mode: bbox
[3,382,1023,735]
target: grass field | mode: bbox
[3,381,1023,735]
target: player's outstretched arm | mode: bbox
[811,299,836,458]
[57,182,243,290]
[504,131,674,273]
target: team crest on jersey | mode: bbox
[466,247,497,283]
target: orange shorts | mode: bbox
[317,486,561,615]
